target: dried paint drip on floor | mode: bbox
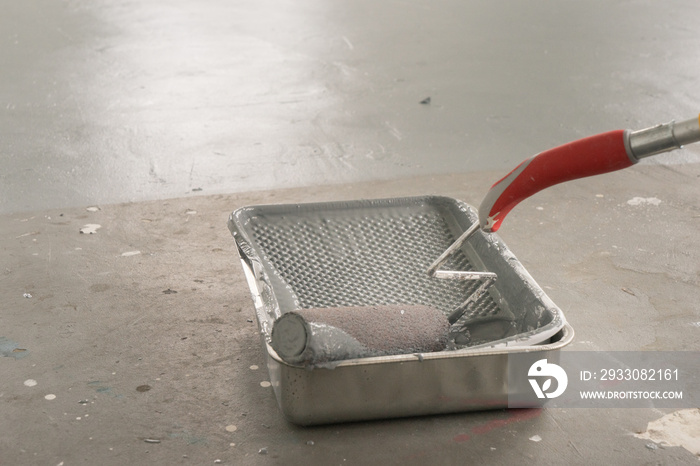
[626,197,662,206]
[634,409,700,457]
[79,224,101,234]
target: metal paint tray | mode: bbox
[228,195,571,425]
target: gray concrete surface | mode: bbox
[3,169,700,465]
[2,0,700,465]
[2,0,700,214]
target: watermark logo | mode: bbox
[528,359,568,399]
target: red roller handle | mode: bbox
[478,130,635,232]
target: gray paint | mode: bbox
[2,0,700,215]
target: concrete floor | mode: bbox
[2,1,700,465]
[3,0,700,215]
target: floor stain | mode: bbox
[0,337,29,359]
[634,409,700,457]
[87,381,122,398]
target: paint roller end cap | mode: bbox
[271,313,309,360]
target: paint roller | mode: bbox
[270,275,499,366]
[271,304,450,366]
